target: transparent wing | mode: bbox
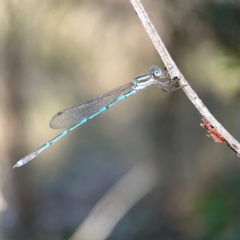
[50,83,131,129]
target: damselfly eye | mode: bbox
[153,68,162,77]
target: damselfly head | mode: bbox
[151,66,162,78]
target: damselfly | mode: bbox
[14,66,180,168]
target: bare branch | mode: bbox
[130,0,240,156]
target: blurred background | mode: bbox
[1,0,240,239]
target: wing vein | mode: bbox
[50,83,131,129]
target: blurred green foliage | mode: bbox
[196,173,240,240]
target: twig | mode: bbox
[130,0,240,157]
[200,119,240,157]
[200,120,225,143]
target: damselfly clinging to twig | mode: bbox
[14,66,180,168]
